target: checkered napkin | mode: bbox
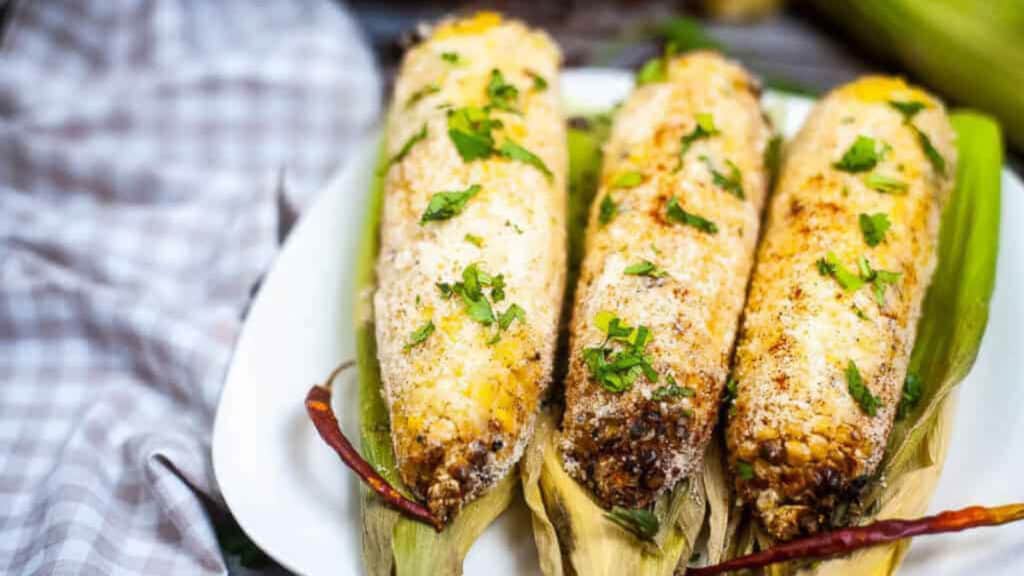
[0,1,379,573]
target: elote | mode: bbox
[560,52,771,509]
[725,76,957,540]
[374,13,567,524]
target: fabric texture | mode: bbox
[0,1,379,573]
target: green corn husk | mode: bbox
[807,0,1024,152]
[354,141,517,576]
[523,105,1002,575]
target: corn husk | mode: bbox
[354,141,517,576]
[524,108,1002,575]
[807,0,1024,153]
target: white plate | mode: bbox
[213,69,1024,576]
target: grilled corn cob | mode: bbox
[726,77,957,540]
[560,52,771,509]
[373,13,566,524]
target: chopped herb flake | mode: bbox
[701,155,744,199]
[889,100,926,122]
[636,58,667,86]
[915,126,946,176]
[605,507,659,541]
[441,51,462,64]
[859,212,891,247]
[499,140,553,180]
[678,114,719,169]
[525,69,548,91]
[666,196,718,234]
[897,372,923,420]
[486,69,520,114]
[404,321,435,351]
[624,259,668,278]
[447,106,500,161]
[420,184,481,223]
[865,173,909,194]
[464,233,484,247]
[816,252,866,291]
[736,460,755,480]
[834,136,884,173]
[384,124,428,172]
[652,377,694,401]
[611,171,645,189]
[583,313,658,393]
[405,84,440,109]
[497,303,525,331]
[845,360,880,417]
[599,194,617,225]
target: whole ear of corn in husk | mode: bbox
[354,140,517,576]
[710,111,1002,575]
[525,106,1002,575]
[807,0,1024,153]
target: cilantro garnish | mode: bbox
[845,359,880,417]
[599,194,617,226]
[405,84,440,109]
[464,233,484,247]
[499,140,553,180]
[678,113,718,170]
[404,321,435,351]
[604,507,659,541]
[915,127,946,176]
[624,260,668,278]
[441,263,523,343]
[889,100,926,122]
[700,155,744,199]
[420,184,481,223]
[486,69,520,114]
[897,372,923,420]
[611,171,644,189]
[583,312,658,393]
[383,124,428,172]
[525,69,548,92]
[651,376,694,401]
[447,107,500,161]
[865,173,908,194]
[666,196,717,234]
[816,252,867,291]
[736,460,755,481]
[859,212,891,247]
[834,136,885,173]
[441,51,462,64]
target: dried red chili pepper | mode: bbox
[688,503,1024,575]
[304,361,442,531]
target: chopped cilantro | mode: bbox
[441,51,462,64]
[652,376,694,401]
[583,313,658,393]
[834,136,884,173]
[624,259,668,278]
[915,126,946,176]
[865,173,908,194]
[405,84,440,109]
[383,124,428,172]
[611,171,644,189]
[499,140,552,180]
[852,305,869,320]
[889,100,926,122]
[447,106,500,161]
[525,69,548,91]
[486,69,520,114]
[464,233,484,247]
[859,258,901,305]
[666,196,718,234]
[859,212,891,247]
[443,263,523,343]
[599,194,618,226]
[420,184,481,223]
[604,507,659,541]
[816,252,866,291]
[897,372,923,420]
[845,360,880,417]
[678,113,718,169]
[736,460,755,480]
[497,303,525,331]
[404,321,434,351]
[700,155,744,199]
[636,58,667,86]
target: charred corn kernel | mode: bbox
[559,52,771,509]
[726,76,956,540]
[374,15,566,524]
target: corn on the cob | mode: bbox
[725,77,957,540]
[373,13,566,524]
[560,52,771,509]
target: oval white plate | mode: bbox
[213,69,1024,576]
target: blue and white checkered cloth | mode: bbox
[0,1,379,573]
